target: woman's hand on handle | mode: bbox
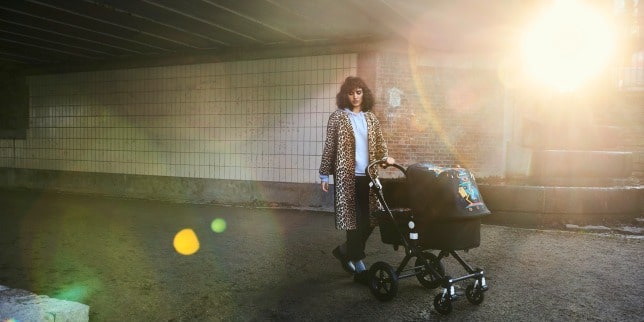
[382,156,395,167]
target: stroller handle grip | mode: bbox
[365,157,406,180]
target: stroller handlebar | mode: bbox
[365,157,406,181]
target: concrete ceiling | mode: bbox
[0,0,535,71]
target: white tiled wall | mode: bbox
[0,54,357,183]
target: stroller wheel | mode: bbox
[414,252,444,289]
[368,261,399,302]
[433,293,453,315]
[466,284,485,305]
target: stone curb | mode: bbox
[0,285,89,322]
[564,223,644,236]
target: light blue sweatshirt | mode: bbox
[320,109,368,183]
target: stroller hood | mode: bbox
[406,162,491,221]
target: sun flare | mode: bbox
[521,0,617,92]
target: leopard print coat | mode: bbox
[319,109,389,230]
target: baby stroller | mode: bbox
[365,159,490,315]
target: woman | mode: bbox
[319,76,395,284]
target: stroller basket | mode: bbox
[378,211,483,251]
[377,208,412,246]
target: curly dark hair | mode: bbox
[335,76,375,112]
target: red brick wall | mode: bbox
[357,49,642,182]
[363,50,506,178]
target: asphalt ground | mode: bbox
[0,188,642,321]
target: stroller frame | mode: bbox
[365,158,489,315]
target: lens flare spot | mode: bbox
[173,228,200,255]
[211,218,227,233]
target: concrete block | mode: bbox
[478,184,546,213]
[531,150,633,178]
[479,184,643,227]
[481,210,544,228]
[543,186,643,214]
[0,285,89,322]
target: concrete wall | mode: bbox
[0,167,333,209]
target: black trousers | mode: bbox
[346,175,374,261]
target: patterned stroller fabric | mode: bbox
[407,163,490,219]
